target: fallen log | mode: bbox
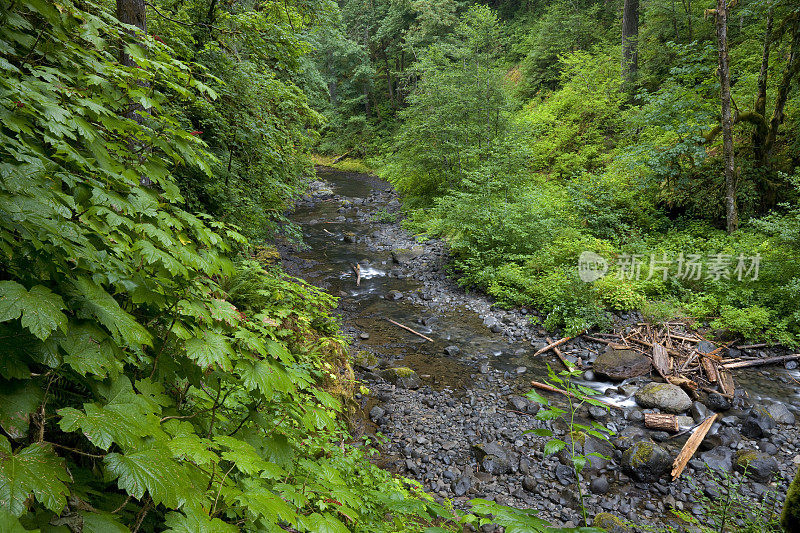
[701,357,719,383]
[529,381,624,411]
[652,343,671,378]
[332,150,352,164]
[645,413,679,433]
[671,414,719,480]
[737,343,769,349]
[546,337,574,370]
[385,319,434,342]
[722,353,800,369]
[533,336,573,357]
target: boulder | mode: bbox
[621,441,672,482]
[472,442,512,476]
[443,345,460,356]
[380,367,421,389]
[741,406,776,438]
[593,346,652,380]
[391,246,424,265]
[706,392,732,411]
[593,513,631,533]
[735,449,779,481]
[700,446,735,474]
[558,432,613,472]
[634,382,692,413]
[767,402,796,425]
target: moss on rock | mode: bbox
[593,512,631,532]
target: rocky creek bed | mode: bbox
[280,167,800,531]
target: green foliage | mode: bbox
[0,2,450,530]
[525,365,615,526]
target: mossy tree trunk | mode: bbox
[714,0,738,234]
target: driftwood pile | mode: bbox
[534,322,800,479]
[584,323,737,400]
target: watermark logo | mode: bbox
[578,251,608,282]
[578,251,761,282]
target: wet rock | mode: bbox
[767,402,795,425]
[741,407,776,438]
[478,361,490,374]
[691,401,710,423]
[786,360,798,370]
[593,346,652,380]
[444,345,460,356]
[593,512,631,533]
[452,475,472,497]
[583,370,596,381]
[735,449,779,481]
[380,367,421,389]
[343,232,356,243]
[385,290,404,300]
[621,441,672,482]
[697,340,717,354]
[707,392,732,411]
[589,405,609,422]
[474,442,512,475]
[369,406,385,421]
[590,476,610,494]
[483,316,502,333]
[700,447,734,474]
[522,475,537,492]
[634,382,692,413]
[359,332,370,340]
[352,350,377,370]
[558,433,612,472]
[555,464,575,485]
[391,246,424,265]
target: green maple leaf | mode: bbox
[163,506,238,533]
[104,449,187,509]
[72,277,152,347]
[0,281,67,340]
[185,331,233,371]
[0,437,70,517]
[0,379,44,440]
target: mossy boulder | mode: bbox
[557,431,613,472]
[782,466,800,533]
[634,382,692,413]
[593,346,651,380]
[352,350,378,370]
[593,512,631,532]
[734,449,779,481]
[621,441,672,482]
[391,246,424,265]
[380,367,421,389]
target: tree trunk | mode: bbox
[715,0,738,233]
[622,0,639,81]
[116,0,150,186]
[752,8,773,166]
[116,0,147,68]
[765,20,800,161]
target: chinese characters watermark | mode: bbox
[578,251,760,282]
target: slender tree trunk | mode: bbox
[715,0,738,233]
[622,0,639,81]
[116,0,151,186]
[117,0,146,68]
[752,8,773,166]
[682,0,693,41]
[765,20,800,161]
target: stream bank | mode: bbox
[280,167,800,529]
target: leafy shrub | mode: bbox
[592,276,646,311]
[711,306,772,341]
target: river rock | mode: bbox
[558,433,613,472]
[593,346,652,380]
[473,442,512,475]
[767,401,796,425]
[634,382,692,413]
[452,475,472,496]
[691,401,710,423]
[391,246,424,265]
[369,406,385,421]
[707,392,732,411]
[621,441,672,482]
[483,316,502,333]
[741,406,776,438]
[593,512,631,533]
[444,345,460,356]
[590,476,610,494]
[700,446,734,474]
[735,449,779,481]
[380,367,421,389]
[385,290,403,300]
